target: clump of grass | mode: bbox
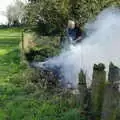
[24,82,38,94]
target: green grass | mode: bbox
[0,28,21,83]
[0,28,84,120]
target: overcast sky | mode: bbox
[0,0,28,24]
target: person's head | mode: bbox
[68,20,75,29]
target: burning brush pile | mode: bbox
[30,61,81,89]
[29,62,62,89]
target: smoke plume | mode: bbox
[35,7,120,88]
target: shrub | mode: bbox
[24,83,38,94]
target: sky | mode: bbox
[0,0,28,24]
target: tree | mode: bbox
[25,0,70,34]
[25,0,120,34]
[6,0,26,26]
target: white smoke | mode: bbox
[36,7,120,88]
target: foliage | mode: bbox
[24,82,38,94]
[25,0,120,34]
[25,0,69,34]
[24,33,60,61]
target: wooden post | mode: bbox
[108,62,120,87]
[91,63,106,120]
[21,30,25,62]
[78,70,88,111]
[101,63,120,120]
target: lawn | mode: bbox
[0,28,83,120]
[0,28,21,84]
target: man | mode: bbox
[60,20,83,47]
[66,20,83,44]
[66,20,76,43]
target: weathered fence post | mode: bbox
[108,62,120,87]
[78,70,87,111]
[21,29,25,62]
[91,63,106,120]
[101,63,120,120]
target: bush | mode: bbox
[24,83,38,94]
[61,109,82,120]
[23,33,60,61]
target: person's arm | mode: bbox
[75,28,83,42]
[75,36,82,41]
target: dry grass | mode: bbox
[20,33,37,53]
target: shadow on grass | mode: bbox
[0,48,20,64]
[0,38,20,46]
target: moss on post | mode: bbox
[91,63,106,120]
